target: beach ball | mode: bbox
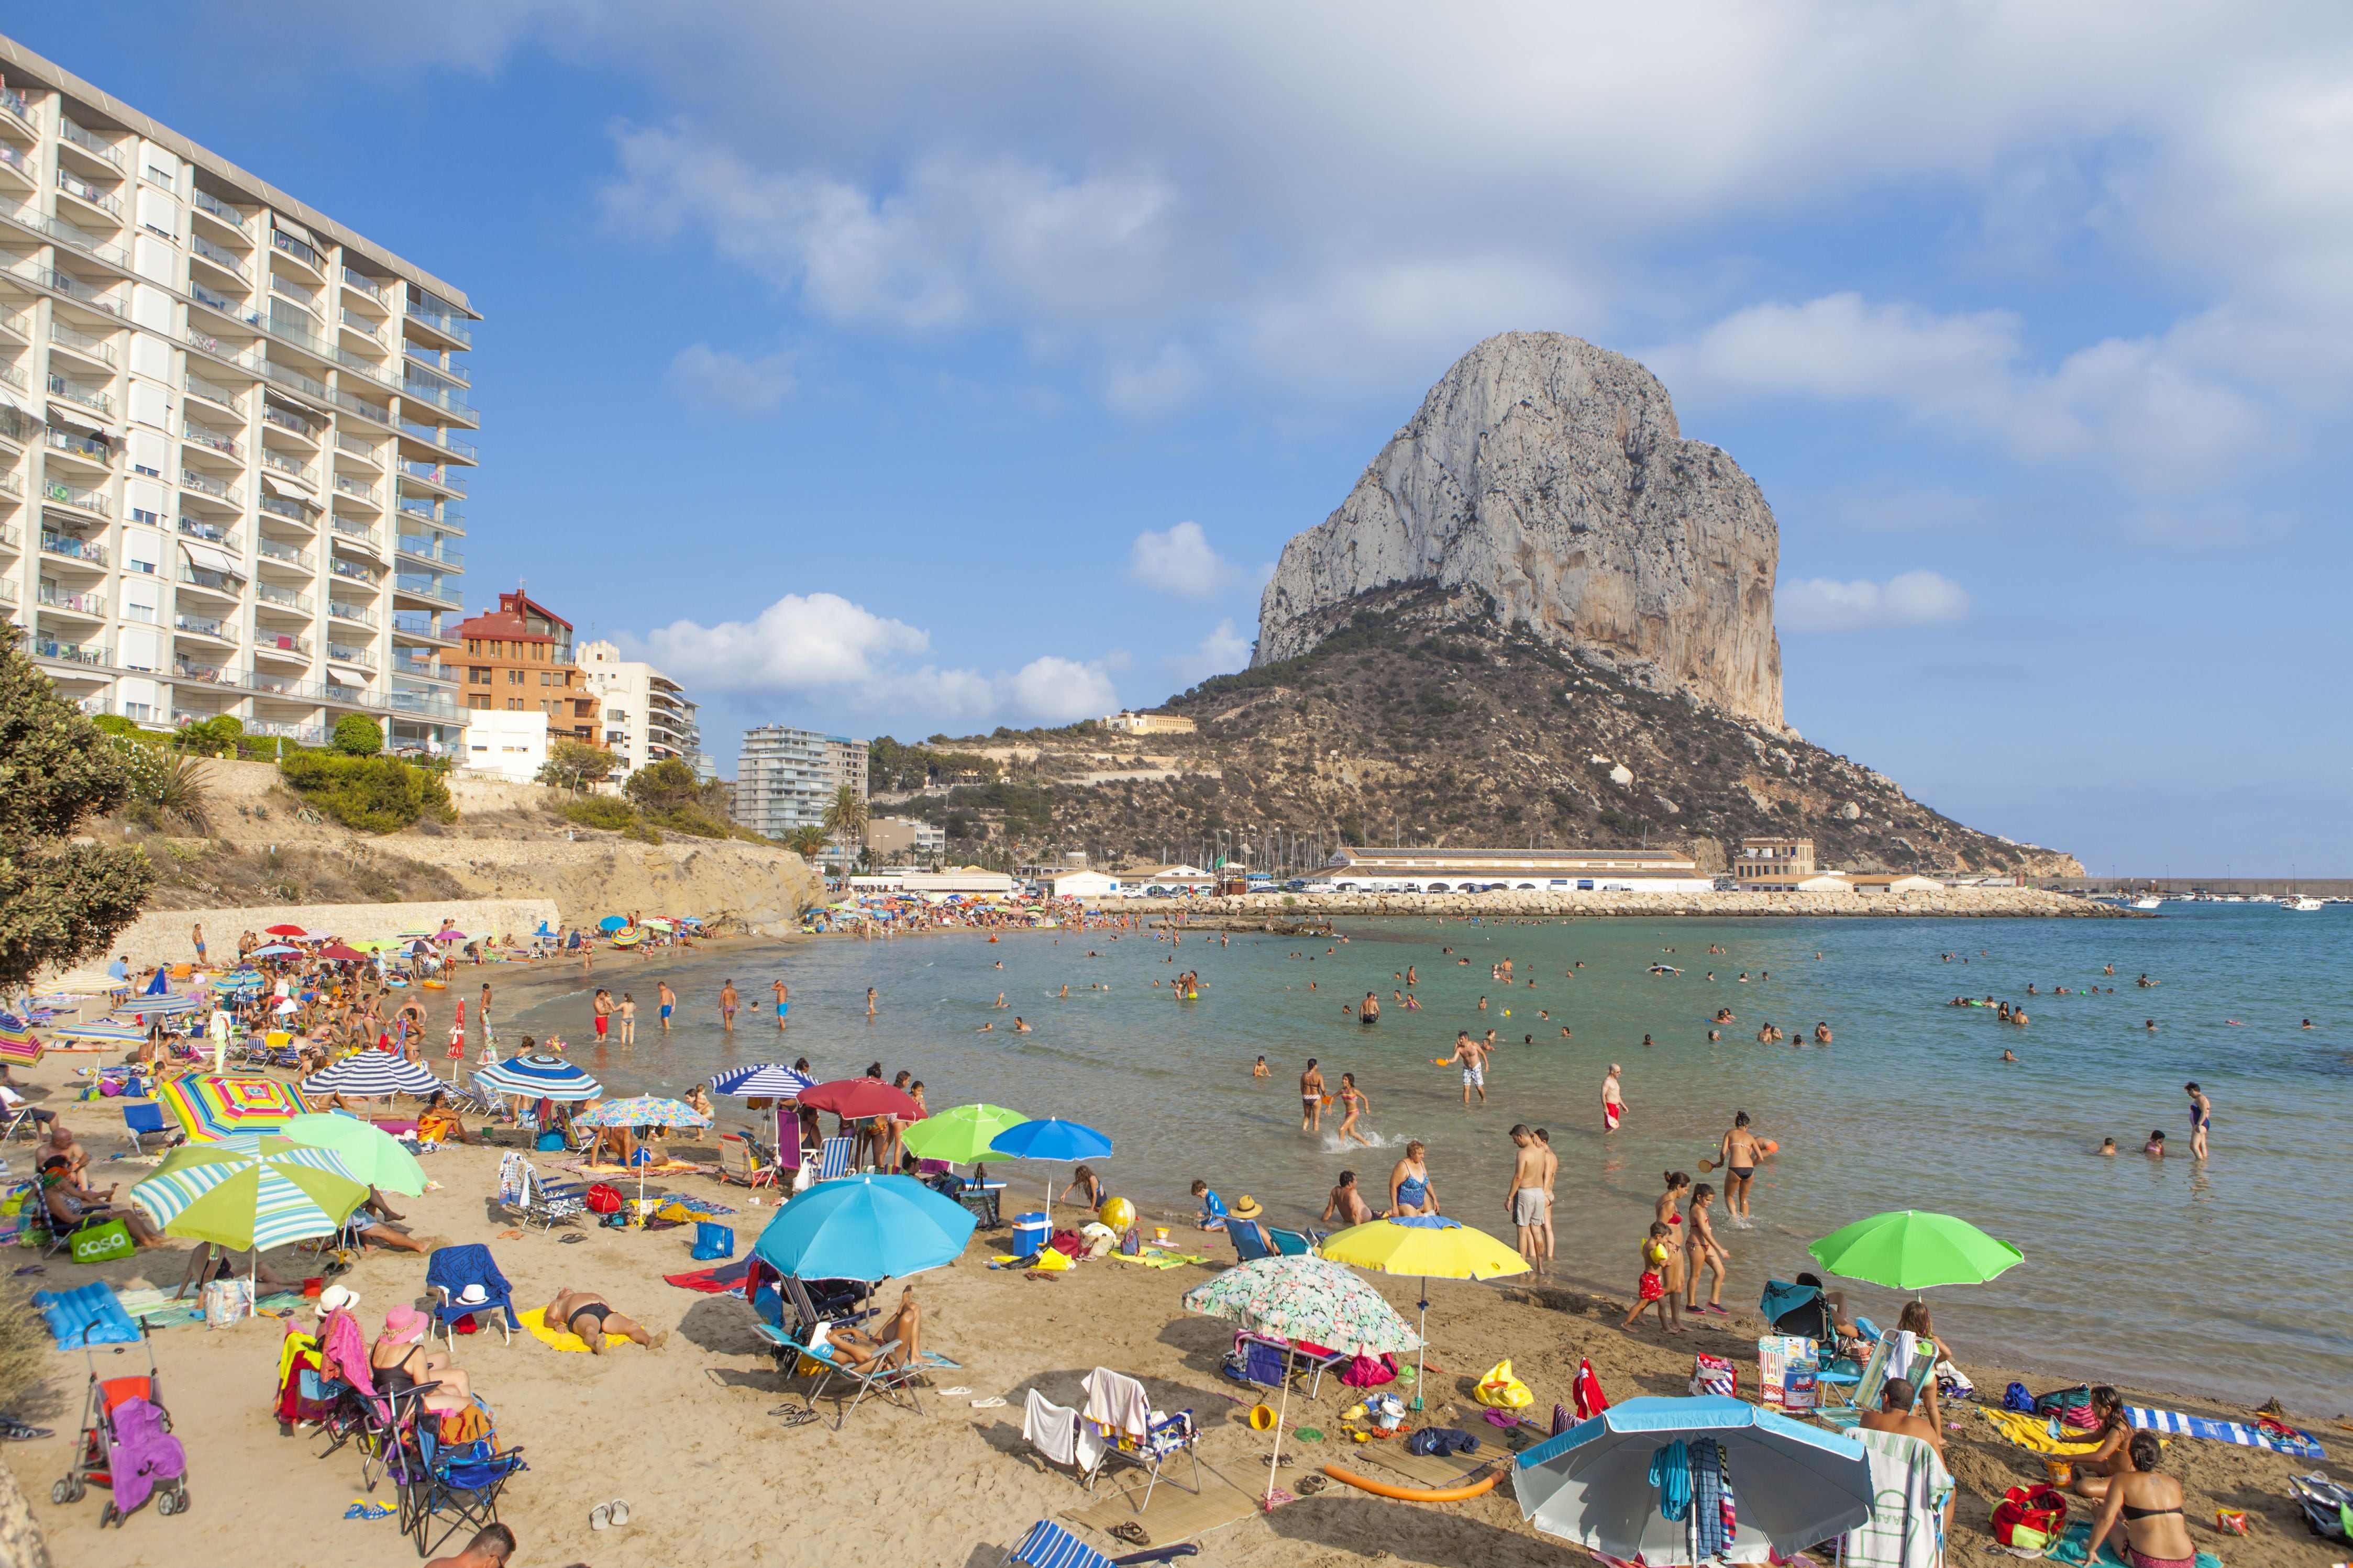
[1099,1196,1135,1231]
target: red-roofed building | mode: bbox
[454,591,598,744]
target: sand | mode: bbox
[6,946,2343,1566]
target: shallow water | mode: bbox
[507,904,2353,1407]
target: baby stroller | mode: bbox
[53,1326,189,1524]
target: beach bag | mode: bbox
[1340,1353,1398,1388]
[201,1276,255,1327]
[691,1221,734,1261]
[1689,1352,1738,1399]
[1475,1358,1534,1409]
[438,1404,492,1445]
[584,1183,624,1215]
[2004,1381,2037,1413]
[70,1219,135,1265]
[2035,1383,2092,1417]
[1993,1484,2068,1548]
[535,1131,566,1152]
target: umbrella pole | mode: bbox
[1265,1346,1293,1507]
[1412,1276,1430,1412]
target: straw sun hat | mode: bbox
[1230,1196,1265,1220]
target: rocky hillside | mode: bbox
[909,591,2076,879]
[1257,332,1783,726]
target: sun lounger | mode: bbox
[717,1131,778,1189]
[759,1322,925,1428]
[1001,1518,1201,1568]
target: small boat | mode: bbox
[2284,895,2324,911]
[2131,897,2162,910]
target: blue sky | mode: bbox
[25,3,2353,874]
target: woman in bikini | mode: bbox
[1335,1073,1373,1148]
[1684,1184,1730,1316]
[2083,1433,2194,1568]
[2066,1386,2136,1499]
[1708,1111,1764,1221]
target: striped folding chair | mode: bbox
[816,1136,854,1181]
[1002,1518,1198,1567]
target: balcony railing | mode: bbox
[40,482,109,518]
[328,598,377,627]
[270,227,321,269]
[394,573,459,606]
[327,643,377,670]
[56,170,121,219]
[0,363,20,392]
[180,467,239,503]
[334,476,378,504]
[243,719,325,742]
[190,235,248,280]
[260,450,316,486]
[42,428,110,465]
[329,558,377,585]
[392,610,449,640]
[341,268,386,304]
[0,146,26,184]
[44,374,113,417]
[261,405,322,441]
[30,639,105,667]
[178,564,244,595]
[333,388,392,426]
[0,473,18,497]
[48,318,115,364]
[182,420,240,459]
[335,433,381,462]
[270,273,321,315]
[400,375,472,414]
[178,519,237,549]
[397,536,464,569]
[59,119,123,170]
[173,612,228,640]
[337,308,384,347]
[173,659,236,685]
[399,419,477,462]
[404,299,472,346]
[0,578,14,603]
[0,306,26,342]
[25,266,119,314]
[0,87,31,128]
[259,493,312,523]
[332,517,379,546]
[191,188,247,232]
[250,629,311,661]
[261,359,328,401]
[36,584,104,615]
[255,538,312,569]
[183,372,247,416]
[254,582,310,611]
[394,496,436,519]
[39,531,107,563]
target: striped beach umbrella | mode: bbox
[158,1075,305,1141]
[474,1053,601,1102]
[707,1063,815,1100]
[130,1135,366,1251]
[48,1022,149,1044]
[301,1052,444,1100]
[116,995,202,1017]
[0,1016,39,1067]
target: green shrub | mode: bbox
[621,817,662,844]
[279,751,454,833]
[562,796,637,831]
[330,714,383,757]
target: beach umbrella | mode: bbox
[280,1113,427,1196]
[117,995,200,1017]
[48,1021,148,1044]
[300,1052,444,1101]
[750,1173,976,1282]
[248,944,301,959]
[1184,1254,1421,1503]
[1322,1215,1528,1408]
[264,924,310,938]
[0,1016,40,1066]
[1807,1210,2023,1294]
[474,1052,601,1102]
[130,1134,367,1254]
[1512,1396,1874,1563]
[157,1075,304,1141]
[987,1117,1111,1216]
[430,929,471,943]
[708,1063,816,1100]
[798,1079,922,1121]
[641,918,674,932]
[901,1104,1027,1166]
[578,1096,711,1202]
[316,943,369,963]
[597,916,628,933]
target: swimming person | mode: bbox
[1360,991,1379,1025]
[1388,1141,1437,1216]
[1335,1073,1372,1147]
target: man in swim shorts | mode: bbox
[1602,1064,1626,1132]
[1299,1059,1325,1133]
[1505,1126,1549,1272]
[1322,1169,1375,1226]
[773,980,789,1031]
[658,982,676,1035]
[592,988,612,1041]
[1451,1032,1487,1107]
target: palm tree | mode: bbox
[786,824,830,861]
[821,785,869,860]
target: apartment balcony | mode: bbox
[259,450,317,488]
[399,373,472,416]
[251,627,310,662]
[35,583,105,618]
[191,188,248,237]
[39,530,106,566]
[269,227,325,277]
[41,427,112,472]
[19,265,120,317]
[182,419,241,461]
[392,609,455,646]
[396,534,464,570]
[326,642,378,671]
[255,537,313,572]
[393,573,459,608]
[177,516,239,548]
[330,517,382,552]
[403,298,472,349]
[259,492,316,526]
[398,418,477,466]
[0,86,29,131]
[253,581,311,615]
[177,564,244,600]
[55,170,123,224]
[328,597,377,628]
[0,403,30,452]
[259,357,329,403]
[332,387,392,428]
[337,308,385,351]
[57,119,125,174]
[47,318,116,370]
[183,371,248,418]
[261,404,323,444]
[39,481,109,520]
[334,432,383,467]
[172,658,237,687]
[29,638,106,668]
[0,144,31,193]
[179,468,243,509]
[189,235,250,285]
[328,556,380,588]
[333,475,380,507]
[0,306,27,346]
[341,268,390,309]
[243,721,325,749]
[172,611,230,643]
[43,374,113,420]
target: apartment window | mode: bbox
[133,463,159,479]
[575,699,594,718]
[506,698,521,711]
[469,667,489,684]
[467,694,489,711]
[123,702,152,721]
[538,670,550,686]
[560,671,572,687]
[506,669,523,686]
[129,508,161,527]
[466,638,479,654]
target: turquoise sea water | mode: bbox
[507,904,2353,1407]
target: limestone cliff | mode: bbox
[1256,332,1784,726]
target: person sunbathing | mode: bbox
[39,1158,169,1249]
[416,1092,480,1147]
[810,1285,923,1373]
[544,1286,666,1354]
[2083,1433,2194,1568]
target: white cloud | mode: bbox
[664,342,796,412]
[1126,522,1245,600]
[1778,570,1972,633]
[1163,619,1253,685]
[631,592,1120,725]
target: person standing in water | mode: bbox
[1709,1111,1764,1222]
[772,980,790,1031]
[1360,991,1380,1025]
[720,980,738,1031]
[1685,1183,1731,1316]
[1505,1125,1549,1273]
[866,986,878,1018]
[657,981,677,1036]
[2184,1082,2212,1158]
[1602,1063,1626,1132]
[1300,1059,1326,1133]
[1388,1140,1436,1216]
[1335,1072,1373,1147]
[1451,1031,1488,1108]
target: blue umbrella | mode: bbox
[597,916,628,933]
[474,1052,602,1102]
[750,1173,977,1282]
[1513,1396,1874,1563]
[988,1118,1112,1216]
[709,1063,816,1099]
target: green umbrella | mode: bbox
[280,1113,428,1197]
[900,1103,1028,1165]
[130,1135,369,1252]
[1807,1209,2023,1292]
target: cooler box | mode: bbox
[1011,1211,1049,1254]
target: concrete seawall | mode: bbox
[1092,888,2130,921]
[59,897,561,983]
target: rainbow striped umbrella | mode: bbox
[158,1075,305,1141]
[0,1016,38,1066]
[130,1135,366,1251]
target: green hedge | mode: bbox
[279,752,456,834]
[562,796,636,831]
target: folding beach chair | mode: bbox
[758,1322,924,1429]
[815,1135,855,1181]
[716,1131,777,1190]
[1080,1366,1200,1512]
[391,1402,526,1560]
[1001,1517,1201,1568]
[494,1152,588,1232]
[1228,1220,1274,1263]
[120,1102,172,1155]
[425,1244,519,1346]
[1230,1331,1349,1399]
[1267,1227,1319,1257]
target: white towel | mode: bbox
[1023,1388,1105,1472]
[1081,1366,1152,1438]
[1840,1428,1952,1568]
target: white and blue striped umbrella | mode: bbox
[708,1063,815,1099]
[49,1022,151,1043]
[475,1052,602,1102]
[301,1052,446,1099]
[115,995,202,1017]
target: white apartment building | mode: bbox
[0,41,474,753]
[458,707,547,783]
[575,638,698,779]
[736,725,866,841]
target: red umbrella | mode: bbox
[316,943,368,963]
[264,924,309,938]
[798,1080,923,1120]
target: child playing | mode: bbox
[1190,1179,1230,1230]
[1621,1222,1682,1333]
[1686,1183,1731,1317]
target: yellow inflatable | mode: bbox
[1475,1358,1534,1409]
[1099,1196,1135,1231]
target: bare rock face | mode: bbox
[1255,332,1785,726]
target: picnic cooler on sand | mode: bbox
[1011,1211,1048,1254]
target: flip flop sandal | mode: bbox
[969,1396,1007,1409]
[590,1505,612,1530]
[0,1417,51,1441]
[1109,1522,1151,1547]
[939,1386,973,1397]
[558,1234,586,1244]
[609,1500,632,1526]
[1297,1474,1330,1495]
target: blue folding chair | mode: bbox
[392,1405,526,1560]
[1267,1227,1321,1256]
[1001,1518,1200,1567]
[120,1100,172,1155]
[425,1243,519,1345]
[815,1136,854,1181]
[1228,1221,1274,1262]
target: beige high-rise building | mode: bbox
[0,39,475,753]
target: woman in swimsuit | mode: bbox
[1655,1173,1689,1329]
[1335,1073,1373,1148]
[2083,1433,2194,1568]
[2066,1386,2135,1499]
[1388,1141,1436,1216]
[1710,1111,1763,1220]
[370,1304,470,1411]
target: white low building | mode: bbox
[847,866,1018,896]
[1050,870,1123,899]
[1306,847,1718,894]
[458,709,548,782]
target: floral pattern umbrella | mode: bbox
[130,1134,368,1252]
[1185,1253,1422,1503]
[158,1075,304,1141]
[576,1096,711,1203]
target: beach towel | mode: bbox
[1082,1366,1152,1439]
[1650,1439,1692,1521]
[1104,1247,1204,1269]
[1573,1356,1610,1420]
[1842,1428,1951,1568]
[518,1306,632,1352]
[1022,1387,1106,1473]
[1691,1437,1732,1559]
[106,1396,184,1516]
[663,1259,753,1295]
[2129,1405,2326,1460]
[1979,1405,2103,1455]
[2045,1520,2223,1568]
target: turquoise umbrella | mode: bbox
[750,1173,977,1282]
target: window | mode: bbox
[506,669,523,686]
[575,699,594,717]
[467,694,489,711]
[538,670,550,686]
[506,698,521,711]
[466,638,479,654]
[469,667,489,684]
[129,508,162,527]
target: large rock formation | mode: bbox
[1256,332,1784,727]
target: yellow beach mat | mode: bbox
[1106,1247,1209,1270]
[1980,1406,2102,1455]
[520,1306,633,1353]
